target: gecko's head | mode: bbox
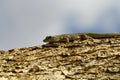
[43,36,52,42]
[43,36,58,43]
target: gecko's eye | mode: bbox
[46,36,52,39]
[43,36,52,42]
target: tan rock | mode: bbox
[0,33,120,79]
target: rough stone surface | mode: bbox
[0,33,120,80]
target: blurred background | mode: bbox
[0,0,120,50]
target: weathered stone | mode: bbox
[0,33,120,79]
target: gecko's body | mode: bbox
[43,33,120,43]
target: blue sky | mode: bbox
[0,0,120,50]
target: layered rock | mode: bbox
[0,33,120,80]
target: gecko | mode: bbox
[43,33,120,43]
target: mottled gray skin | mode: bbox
[43,34,81,43]
[43,33,120,43]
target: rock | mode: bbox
[0,33,120,79]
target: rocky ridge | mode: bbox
[0,33,120,80]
